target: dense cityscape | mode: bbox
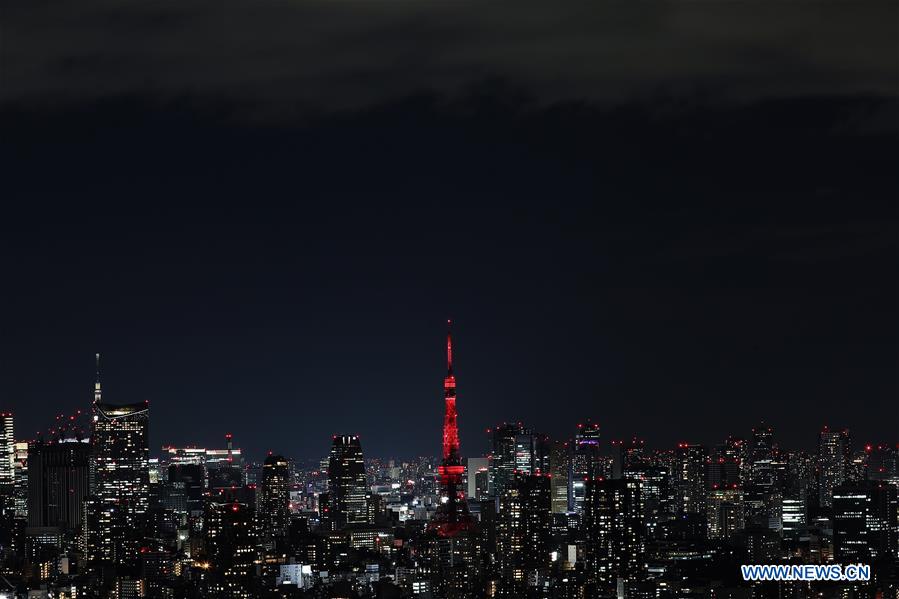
[0,323,895,599]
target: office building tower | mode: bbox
[833,481,898,563]
[676,443,708,517]
[708,441,743,490]
[203,499,259,598]
[89,359,150,564]
[325,435,368,530]
[706,487,745,541]
[569,419,601,514]
[781,496,807,542]
[623,464,671,540]
[466,457,489,500]
[496,472,552,595]
[517,432,550,476]
[584,477,645,587]
[866,444,899,483]
[198,433,246,489]
[27,439,91,531]
[818,427,851,509]
[14,441,28,519]
[612,436,647,479]
[748,423,776,486]
[489,423,528,498]
[550,440,570,514]
[0,413,15,516]
[474,466,490,501]
[258,453,290,546]
[165,463,205,517]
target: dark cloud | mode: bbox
[4,0,898,112]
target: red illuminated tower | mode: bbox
[432,319,474,536]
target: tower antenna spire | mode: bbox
[94,353,102,405]
[446,319,453,374]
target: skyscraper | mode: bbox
[866,443,899,482]
[325,435,368,530]
[27,439,91,531]
[13,441,28,519]
[0,413,15,517]
[165,463,205,517]
[781,497,807,542]
[748,422,776,486]
[675,443,708,517]
[489,423,527,498]
[203,499,260,598]
[584,477,645,588]
[87,360,150,565]
[818,427,851,509]
[833,481,898,563]
[549,440,570,514]
[706,487,745,541]
[466,456,489,500]
[496,472,552,595]
[258,453,290,546]
[569,419,601,514]
[612,436,647,479]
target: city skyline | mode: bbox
[3,0,897,595]
[3,326,894,463]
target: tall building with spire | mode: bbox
[424,321,479,598]
[85,355,151,566]
[431,319,474,537]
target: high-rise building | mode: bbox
[203,499,259,598]
[13,441,28,519]
[818,427,851,509]
[612,436,647,479]
[163,432,244,489]
[676,443,708,517]
[583,477,645,587]
[865,443,898,483]
[466,457,489,500]
[325,435,368,530]
[496,472,552,595]
[623,464,671,539]
[748,423,776,486]
[550,440,570,514]
[27,439,91,531]
[781,496,807,542]
[165,463,205,517]
[706,487,745,541]
[88,360,150,565]
[708,441,742,490]
[832,481,898,563]
[0,413,15,517]
[569,419,601,514]
[489,423,528,498]
[258,453,290,546]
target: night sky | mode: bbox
[2,0,897,462]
